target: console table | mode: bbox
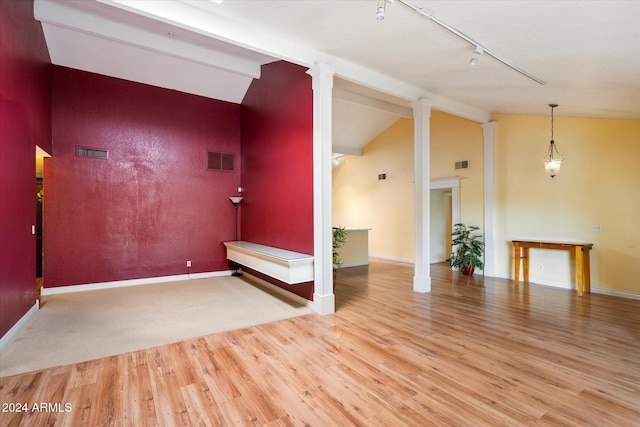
[512,240,593,296]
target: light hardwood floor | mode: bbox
[1,261,639,426]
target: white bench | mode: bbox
[223,241,314,284]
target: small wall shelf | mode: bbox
[223,241,314,284]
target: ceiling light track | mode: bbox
[393,0,545,86]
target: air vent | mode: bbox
[455,160,469,169]
[77,147,108,159]
[208,152,235,171]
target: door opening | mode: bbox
[36,146,51,306]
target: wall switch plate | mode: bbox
[186,261,191,268]
[589,225,603,233]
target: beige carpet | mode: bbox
[0,275,312,378]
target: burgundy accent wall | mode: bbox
[241,61,314,300]
[46,67,241,286]
[0,0,51,337]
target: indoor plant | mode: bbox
[332,226,348,270]
[448,223,485,275]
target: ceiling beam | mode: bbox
[95,0,492,123]
[35,0,267,79]
[334,88,412,118]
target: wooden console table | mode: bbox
[512,240,593,296]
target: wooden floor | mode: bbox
[1,261,639,426]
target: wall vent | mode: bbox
[208,152,235,171]
[77,147,108,159]
[455,160,469,169]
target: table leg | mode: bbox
[583,249,591,294]
[514,243,520,285]
[523,247,530,283]
[575,246,584,297]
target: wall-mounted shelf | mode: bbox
[224,241,314,284]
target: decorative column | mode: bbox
[306,62,335,314]
[412,98,432,293]
[481,121,497,277]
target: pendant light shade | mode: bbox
[543,104,564,178]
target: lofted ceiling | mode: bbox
[35,0,640,155]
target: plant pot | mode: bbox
[462,265,475,276]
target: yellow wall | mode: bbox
[494,114,640,294]
[333,117,415,261]
[332,111,485,262]
[431,110,484,228]
[333,108,639,296]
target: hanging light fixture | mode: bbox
[543,103,564,178]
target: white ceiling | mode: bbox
[35,0,640,155]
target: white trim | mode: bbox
[482,121,497,277]
[340,261,369,268]
[41,270,232,296]
[430,176,460,189]
[241,271,316,309]
[412,98,432,293]
[0,302,38,349]
[430,176,461,232]
[307,62,336,314]
[369,254,415,265]
[494,272,640,300]
[331,145,362,156]
[591,288,640,300]
[333,87,412,118]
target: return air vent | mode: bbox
[77,147,108,159]
[455,160,469,169]
[208,152,235,171]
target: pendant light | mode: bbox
[543,103,564,178]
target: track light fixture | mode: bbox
[390,0,545,85]
[469,46,484,67]
[543,104,564,178]
[376,0,386,21]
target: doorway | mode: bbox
[430,188,452,262]
[430,177,461,264]
[36,146,51,305]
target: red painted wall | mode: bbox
[0,0,51,337]
[241,61,315,300]
[46,67,241,286]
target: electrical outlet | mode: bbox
[186,261,191,268]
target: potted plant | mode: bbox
[332,226,348,286]
[448,223,485,275]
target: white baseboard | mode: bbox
[240,271,317,311]
[494,272,640,300]
[41,270,234,296]
[340,261,369,268]
[312,292,335,315]
[590,287,640,300]
[369,254,415,265]
[0,302,38,349]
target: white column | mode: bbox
[413,98,432,293]
[481,121,497,277]
[306,62,335,314]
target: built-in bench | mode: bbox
[223,241,314,284]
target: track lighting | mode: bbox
[391,0,545,85]
[469,46,484,67]
[543,104,564,178]
[376,0,386,21]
